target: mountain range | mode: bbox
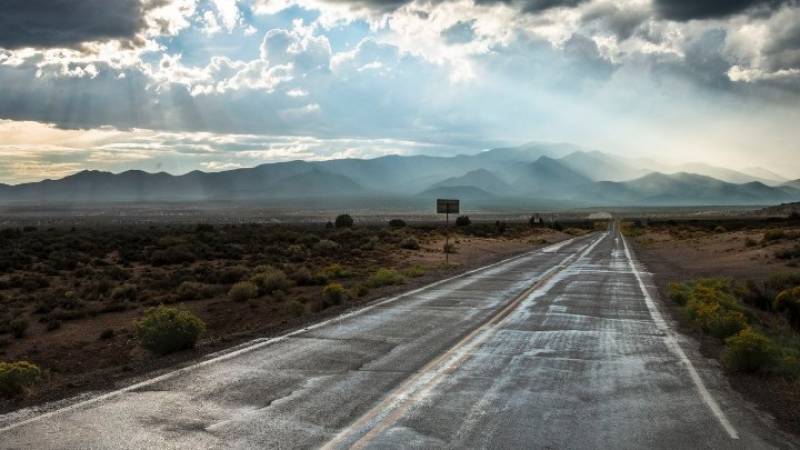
[1,142,798,208]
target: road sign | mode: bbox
[436,199,460,214]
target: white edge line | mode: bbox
[620,232,740,440]
[0,234,589,433]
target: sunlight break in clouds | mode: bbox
[0,0,798,182]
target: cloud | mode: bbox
[653,0,795,21]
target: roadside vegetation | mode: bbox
[0,216,581,404]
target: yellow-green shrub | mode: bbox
[774,287,800,329]
[228,281,258,302]
[368,268,405,288]
[723,328,774,373]
[683,279,748,339]
[0,361,42,397]
[323,283,346,305]
[134,306,206,355]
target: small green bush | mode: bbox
[111,283,138,302]
[335,214,354,228]
[228,281,258,302]
[774,287,800,329]
[176,282,211,302]
[250,267,292,295]
[713,225,727,233]
[321,264,352,279]
[323,283,346,305]
[389,219,407,228]
[443,242,457,254]
[669,282,691,306]
[0,361,42,397]
[351,284,370,298]
[399,237,420,250]
[134,306,206,355]
[291,266,315,286]
[455,216,471,227]
[368,268,405,288]
[723,328,774,373]
[402,265,426,278]
[314,239,340,255]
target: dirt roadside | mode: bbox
[629,223,800,438]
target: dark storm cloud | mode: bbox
[581,3,648,41]
[653,0,795,21]
[474,0,588,14]
[0,0,151,49]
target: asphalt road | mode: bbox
[0,225,795,449]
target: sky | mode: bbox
[0,0,799,184]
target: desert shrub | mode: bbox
[723,328,775,373]
[682,279,749,339]
[399,237,420,250]
[286,300,306,317]
[0,361,42,397]
[744,237,758,248]
[214,265,249,284]
[134,306,205,355]
[291,266,314,286]
[111,283,138,302]
[455,216,471,227]
[228,281,258,302]
[389,219,407,228]
[669,282,691,306]
[10,318,28,338]
[176,282,212,302]
[287,245,309,262]
[443,242,458,254]
[402,265,426,278]
[763,272,800,304]
[368,268,405,288]
[250,267,292,295]
[99,328,115,340]
[351,284,370,298]
[763,230,786,242]
[323,283,346,305]
[713,225,727,233]
[774,287,800,329]
[150,245,197,266]
[314,240,340,255]
[335,214,354,228]
[321,264,352,279]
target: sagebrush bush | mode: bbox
[388,219,407,228]
[774,287,800,329]
[368,268,405,288]
[669,282,691,306]
[399,237,420,250]
[111,283,138,302]
[402,265,426,278]
[335,214,354,228]
[291,266,314,286]
[134,306,206,355]
[443,242,457,254]
[250,267,292,295]
[723,328,774,373]
[321,264,352,279]
[323,283,346,305]
[314,240,340,255]
[351,284,370,298]
[176,281,211,301]
[228,281,258,302]
[0,361,42,397]
[763,230,786,242]
[682,279,749,339]
[455,216,471,227]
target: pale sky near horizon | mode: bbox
[0,0,799,184]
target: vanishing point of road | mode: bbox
[0,224,795,449]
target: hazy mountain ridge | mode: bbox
[1,143,798,207]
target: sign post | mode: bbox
[436,199,460,265]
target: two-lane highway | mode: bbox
[0,225,794,449]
